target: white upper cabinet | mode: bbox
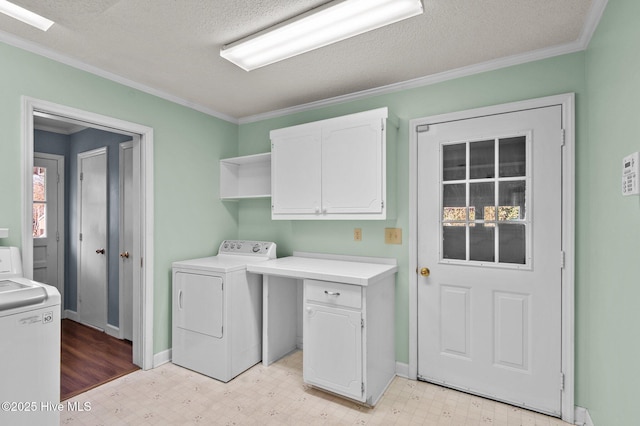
[271,107,392,220]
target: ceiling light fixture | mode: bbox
[0,0,54,31]
[220,0,424,71]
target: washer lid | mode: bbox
[0,277,60,314]
[172,256,250,273]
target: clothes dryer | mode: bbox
[171,240,276,382]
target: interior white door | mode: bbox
[78,148,108,331]
[119,141,134,341]
[417,106,563,415]
[33,154,64,299]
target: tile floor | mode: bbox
[62,351,571,425]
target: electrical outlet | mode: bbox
[385,228,402,244]
[354,228,362,242]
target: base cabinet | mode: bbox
[302,278,395,405]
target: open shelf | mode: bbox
[220,152,271,200]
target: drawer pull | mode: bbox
[324,290,340,296]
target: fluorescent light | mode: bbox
[221,0,423,71]
[0,0,54,31]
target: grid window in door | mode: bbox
[440,134,530,267]
[33,166,47,238]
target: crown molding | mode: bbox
[238,0,609,124]
[0,29,238,124]
[1,0,608,126]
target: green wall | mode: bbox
[238,52,588,370]
[581,0,640,424]
[0,41,239,353]
[4,2,639,420]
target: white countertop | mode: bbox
[246,254,397,286]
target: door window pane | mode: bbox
[499,136,526,177]
[33,166,47,238]
[443,184,466,222]
[498,181,526,221]
[469,182,494,221]
[470,140,495,179]
[443,143,466,181]
[499,224,526,264]
[443,227,465,260]
[33,167,46,201]
[470,225,495,262]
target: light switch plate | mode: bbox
[385,228,402,244]
[354,228,362,242]
[0,228,8,238]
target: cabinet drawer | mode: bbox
[304,279,361,309]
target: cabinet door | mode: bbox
[271,125,322,215]
[321,117,383,214]
[303,303,363,401]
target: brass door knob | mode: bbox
[96,248,105,255]
[419,267,430,277]
[120,251,130,259]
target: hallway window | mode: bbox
[33,166,47,238]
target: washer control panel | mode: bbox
[219,240,277,258]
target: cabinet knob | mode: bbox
[306,306,313,314]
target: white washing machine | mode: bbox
[0,246,61,426]
[171,240,276,382]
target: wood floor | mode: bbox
[61,319,139,401]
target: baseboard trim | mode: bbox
[105,323,120,339]
[574,406,594,426]
[64,309,78,321]
[395,362,409,378]
[153,348,172,368]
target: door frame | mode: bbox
[408,93,575,422]
[21,97,155,370]
[118,140,134,341]
[33,152,65,304]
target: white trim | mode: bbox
[0,30,237,124]
[153,348,172,368]
[64,309,78,322]
[118,140,134,341]
[408,93,576,423]
[577,0,609,49]
[395,362,409,379]
[574,406,595,426]
[2,1,607,124]
[22,97,155,371]
[105,323,120,339]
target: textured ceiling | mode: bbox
[1,1,597,122]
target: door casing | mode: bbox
[21,97,155,370]
[408,93,575,422]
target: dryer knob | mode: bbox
[252,244,261,253]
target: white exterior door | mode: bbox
[417,106,563,415]
[33,153,64,299]
[77,148,108,331]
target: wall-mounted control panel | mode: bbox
[622,152,639,196]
